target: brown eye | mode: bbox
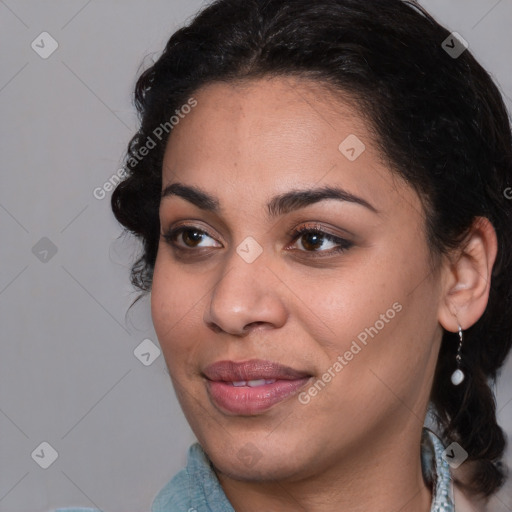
[162,226,221,249]
[181,228,206,247]
[288,225,354,256]
[299,231,325,251]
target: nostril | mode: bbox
[243,321,268,331]
[206,322,223,334]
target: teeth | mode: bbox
[248,379,277,387]
[247,379,267,387]
[230,379,277,387]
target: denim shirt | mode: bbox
[56,427,455,512]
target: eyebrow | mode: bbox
[161,182,378,217]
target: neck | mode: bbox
[215,421,433,512]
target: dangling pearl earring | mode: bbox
[451,325,465,385]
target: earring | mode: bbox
[451,325,465,385]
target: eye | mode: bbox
[162,226,221,249]
[289,224,353,255]
[162,223,352,257]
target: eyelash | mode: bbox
[289,225,353,256]
[162,223,353,257]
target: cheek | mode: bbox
[294,253,405,353]
[150,255,205,360]
[301,243,435,390]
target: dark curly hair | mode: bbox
[111,0,512,498]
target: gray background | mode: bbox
[0,1,511,511]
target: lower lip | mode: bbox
[205,378,311,415]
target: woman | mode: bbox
[59,0,512,510]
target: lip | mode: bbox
[203,359,312,415]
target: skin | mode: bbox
[150,76,497,512]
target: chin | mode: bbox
[211,451,306,482]
[200,433,315,482]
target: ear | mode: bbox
[438,217,498,332]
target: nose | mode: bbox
[203,250,288,336]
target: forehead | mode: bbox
[164,76,367,168]
[161,76,415,216]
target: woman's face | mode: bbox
[151,76,445,480]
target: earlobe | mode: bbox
[438,217,498,332]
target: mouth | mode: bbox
[202,359,313,415]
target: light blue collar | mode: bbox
[422,428,456,511]
[151,427,455,511]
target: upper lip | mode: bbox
[203,359,311,382]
